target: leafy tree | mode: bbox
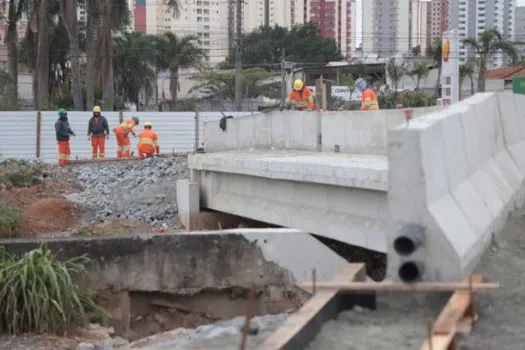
[462,29,517,92]
[340,73,356,101]
[189,67,276,99]
[155,32,207,104]
[411,45,421,57]
[59,0,82,110]
[409,61,431,90]
[114,32,156,110]
[223,23,342,70]
[426,37,443,97]
[386,58,407,96]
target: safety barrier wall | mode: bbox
[204,107,443,155]
[387,92,525,282]
[0,111,249,163]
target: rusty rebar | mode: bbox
[312,268,317,294]
[239,283,257,350]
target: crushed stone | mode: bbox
[71,157,188,227]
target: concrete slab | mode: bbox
[189,150,388,191]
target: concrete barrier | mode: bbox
[204,107,442,154]
[387,92,525,282]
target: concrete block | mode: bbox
[497,92,522,146]
[176,179,200,230]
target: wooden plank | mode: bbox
[421,332,456,350]
[297,281,498,292]
[432,275,483,334]
[259,263,367,350]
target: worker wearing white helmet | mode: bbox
[137,121,160,160]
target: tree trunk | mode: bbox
[155,70,160,111]
[59,0,82,110]
[102,0,114,110]
[470,76,474,96]
[6,0,18,105]
[435,66,442,97]
[169,68,179,104]
[85,0,99,108]
[477,57,487,93]
[35,0,50,108]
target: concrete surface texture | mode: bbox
[2,228,349,292]
[306,205,525,350]
[190,155,388,253]
[387,92,525,282]
[204,107,442,154]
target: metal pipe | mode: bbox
[393,223,425,256]
[398,261,425,283]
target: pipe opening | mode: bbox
[398,262,423,283]
[394,236,417,256]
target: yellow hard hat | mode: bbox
[144,121,153,127]
[293,79,304,91]
[93,105,101,113]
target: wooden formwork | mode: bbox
[253,265,497,350]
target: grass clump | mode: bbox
[0,200,22,238]
[0,244,103,335]
[0,159,42,187]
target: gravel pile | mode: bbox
[130,314,288,349]
[72,157,189,227]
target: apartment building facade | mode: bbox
[515,6,525,55]
[304,0,357,58]
[448,0,515,67]
[409,0,449,56]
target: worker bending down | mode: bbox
[54,108,76,166]
[113,116,140,158]
[280,79,315,111]
[137,122,160,160]
[359,81,379,111]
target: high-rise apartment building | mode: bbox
[303,0,357,58]
[362,0,411,57]
[515,6,525,55]
[448,0,515,67]
[410,0,449,56]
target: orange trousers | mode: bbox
[137,144,156,160]
[116,132,131,158]
[91,136,106,159]
[57,140,71,166]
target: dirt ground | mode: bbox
[307,208,525,350]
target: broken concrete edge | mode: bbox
[129,328,186,349]
[259,263,376,350]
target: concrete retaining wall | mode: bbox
[387,92,525,282]
[204,107,442,155]
[1,229,350,292]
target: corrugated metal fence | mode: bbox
[0,111,252,163]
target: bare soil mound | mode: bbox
[21,198,80,235]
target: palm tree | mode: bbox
[426,37,442,97]
[462,28,518,92]
[114,32,156,110]
[386,58,407,96]
[409,61,431,90]
[155,32,207,104]
[58,0,82,109]
[459,59,476,99]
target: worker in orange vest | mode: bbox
[113,116,139,159]
[360,82,379,111]
[137,122,160,160]
[54,108,76,166]
[280,79,315,111]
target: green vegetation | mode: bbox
[378,90,437,109]
[0,245,101,335]
[0,201,23,238]
[0,160,42,187]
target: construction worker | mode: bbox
[88,105,110,160]
[280,79,315,111]
[54,108,76,166]
[113,116,140,159]
[360,82,379,111]
[137,122,160,160]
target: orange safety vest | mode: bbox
[286,87,315,110]
[360,88,379,111]
[114,119,137,136]
[138,129,160,153]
